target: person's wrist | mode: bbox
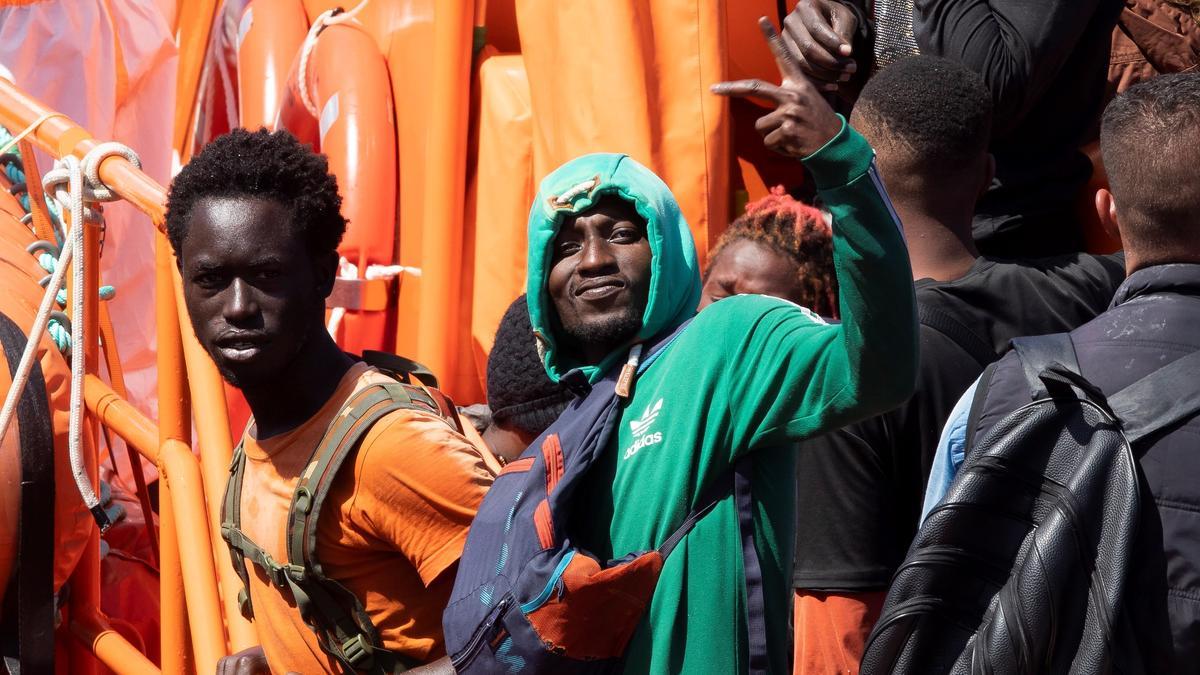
[802,114,848,159]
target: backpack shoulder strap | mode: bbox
[221,437,260,621]
[1011,333,1086,400]
[361,350,439,389]
[1108,349,1200,444]
[918,303,996,368]
[654,456,768,675]
[283,381,448,674]
[963,360,999,459]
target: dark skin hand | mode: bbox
[215,646,271,675]
[712,17,845,159]
[784,0,858,88]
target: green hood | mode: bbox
[525,153,701,384]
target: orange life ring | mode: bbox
[275,19,398,355]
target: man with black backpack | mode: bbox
[168,129,495,674]
[790,55,1126,675]
[896,73,1200,673]
[442,20,917,675]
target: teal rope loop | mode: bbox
[37,252,56,274]
[47,319,70,353]
[55,285,117,308]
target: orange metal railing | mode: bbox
[0,77,245,674]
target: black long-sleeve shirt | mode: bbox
[792,252,1126,590]
[843,0,1124,256]
[915,0,1124,256]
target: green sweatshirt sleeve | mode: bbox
[711,119,918,453]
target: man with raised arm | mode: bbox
[446,19,917,673]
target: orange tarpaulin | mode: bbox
[514,0,729,264]
[468,51,533,385]
[0,0,179,473]
[461,0,802,396]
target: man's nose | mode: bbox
[577,237,618,276]
[223,278,259,323]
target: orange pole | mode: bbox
[0,79,167,227]
[158,437,226,674]
[170,265,257,651]
[72,612,161,675]
[413,0,474,394]
[84,374,160,463]
[156,229,193,675]
[174,0,222,157]
[97,300,159,565]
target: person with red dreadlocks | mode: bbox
[699,187,839,319]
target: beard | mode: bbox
[556,302,643,362]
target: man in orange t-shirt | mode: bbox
[167,128,493,674]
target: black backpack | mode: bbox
[861,333,1200,674]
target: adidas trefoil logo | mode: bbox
[629,398,663,436]
[624,399,664,461]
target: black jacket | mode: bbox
[842,0,1124,256]
[793,253,1124,591]
[970,263,1200,672]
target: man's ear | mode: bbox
[1095,188,1121,245]
[314,250,339,298]
[978,153,996,199]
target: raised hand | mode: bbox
[784,0,858,87]
[711,17,844,159]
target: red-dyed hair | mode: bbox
[708,187,839,318]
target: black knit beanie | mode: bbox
[487,295,573,437]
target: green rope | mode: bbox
[47,319,70,353]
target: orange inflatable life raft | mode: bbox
[0,210,94,609]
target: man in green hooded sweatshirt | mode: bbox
[514,22,917,673]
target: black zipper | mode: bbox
[451,595,513,671]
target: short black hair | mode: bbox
[165,128,347,260]
[853,55,993,176]
[1101,73,1200,247]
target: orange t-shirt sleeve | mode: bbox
[347,409,495,586]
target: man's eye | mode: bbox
[193,273,224,288]
[256,269,282,281]
[557,241,582,256]
[612,228,640,243]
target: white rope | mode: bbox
[297,1,371,118]
[0,142,139,531]
[0,192,75,449]
[325,256,420,338]
[65,156,91,518]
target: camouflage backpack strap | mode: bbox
[281,381,448,674]
[221,433,260,621]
